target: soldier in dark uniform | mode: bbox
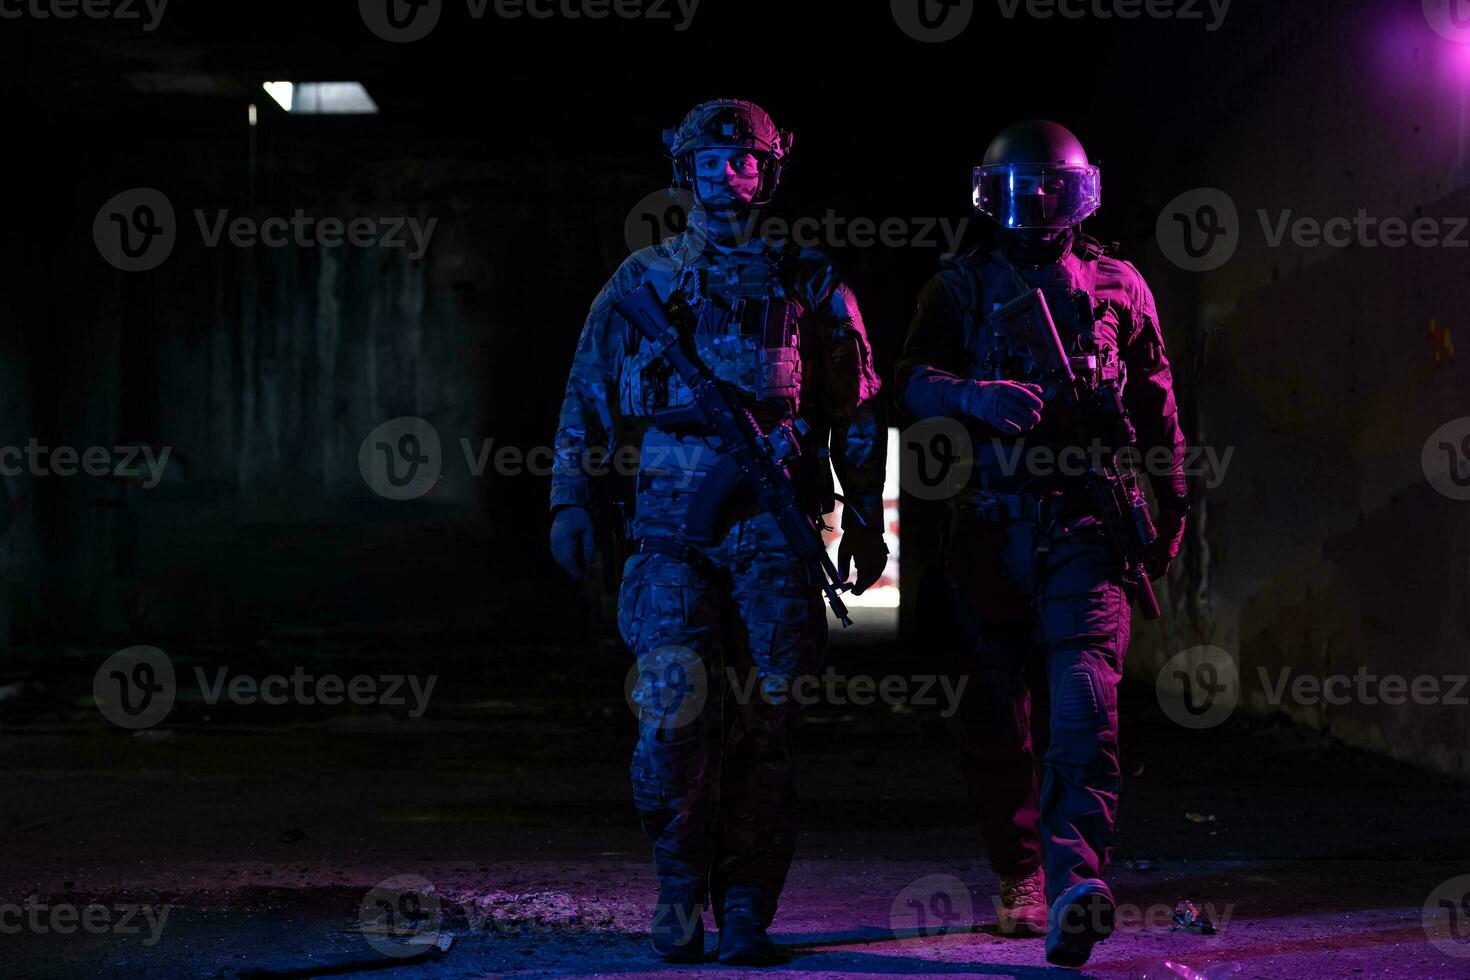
[896,120,1188,967]
[549,99,889,964]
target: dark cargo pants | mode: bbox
[942,513,1132,908]
[617,511,827,926]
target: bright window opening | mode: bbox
[262,82,379,115]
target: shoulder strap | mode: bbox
[938,248,990,328]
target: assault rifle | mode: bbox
[613,283,855,627]
[988,288,1163,621]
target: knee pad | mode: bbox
[1054,664,1106,734]
[1047,661,1122,773]
[632,725,706,812]
[629,644,710,733]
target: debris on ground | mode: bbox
[1133,957,1242,979]
[1171,899,1218,935]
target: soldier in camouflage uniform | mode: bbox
[550,99,889,964]
[896,120,1189,968]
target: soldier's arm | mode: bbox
[895,275,977,421]
[551,276,626,515]
[802,257,886,533]
[1119,265,1188,511]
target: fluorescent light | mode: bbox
[263,81,378,116]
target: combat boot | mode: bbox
[1045,878,1115,967]
[996,869,1047,936]
[649,884,705,963]
[717,887,784,966]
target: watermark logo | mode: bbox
[650,900,702,946]
[359,875,444,957]
[1424,875,1470,958]
[889,874,973,936]
[0,440,173,488]
[995,0,1231,31]
[1425,0,1470,44]
[195,667,437,717]
[1157,188,1239,272]
[896,0,1228,41]
[1156,646,1239,730]
[95,190,436,272]
[94,188,176,273]
[360,0,444,42]
[93,646,438,729]
[1040,898,1233,937]
[899,418,974,501]
[624,645,707,730]
[741,211,968,252]
[1424,418,1470,501]
[362,0,698,41]
[1257,667,1468,708]
[93,646,176,730]
[891,0,974,42]
[194,211,436,259]
[361,426,716,498]
[0,902,170,944]
[1160,189,1470,270]
[360,417,443,501]
[624,188,694,254]
[0,0,169,30]
[729,668,968,717]
[991,439,1234,490]
[621,195,971,256]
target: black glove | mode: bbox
[1145,509,1187,580]
[838,526,889,596]
[963,380,1045,435]
[550,506,596,581]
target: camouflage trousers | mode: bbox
[617,510,827,926]
[940,512,1133,909]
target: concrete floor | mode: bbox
[2,637,1469,978]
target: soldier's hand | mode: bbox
[1146,509,1187,580]
[838,526,889,596]
[550,506,596,581]
[965,381,1045,435]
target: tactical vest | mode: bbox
[618,239,805,428]
[942,240,1127,397]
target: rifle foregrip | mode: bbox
[1137,574,1161,621]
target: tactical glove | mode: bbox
[963,381,1045,435]
[550,506,596,581]
[838,526,889,596]
[1146,509,1187,580]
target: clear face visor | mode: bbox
[972,164,1102,230]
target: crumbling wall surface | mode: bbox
[18,131,654,644]
[1128,0,1470,775]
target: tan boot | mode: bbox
[997,870,1047,936]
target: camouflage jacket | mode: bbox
[552,222,886,537]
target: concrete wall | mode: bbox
[8,115,663,646]
[1126,0,1470,775]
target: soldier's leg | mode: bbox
[1035,529,1130,908]
[941,518,1043,881]
[617,550,724,909]
[710,518,826,933]
[949,598,1042,880]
